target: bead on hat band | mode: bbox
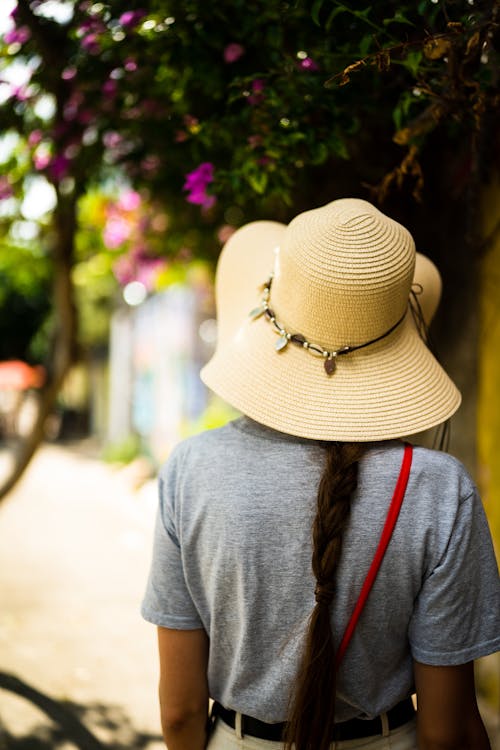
[249,274,407,376]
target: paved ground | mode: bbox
[0,442,164,749]
[0,442,498,749]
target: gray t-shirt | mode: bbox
[141,417,500,723]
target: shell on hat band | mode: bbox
[249,273,407,376]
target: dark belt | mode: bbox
[212,698,415,742]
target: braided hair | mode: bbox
[284,441,364,750]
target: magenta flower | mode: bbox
[119,10,146,28]
[0,176,13,200]
[247,79,265,105]
[299,56,319,71]
[81,33,100,54]
[102,79,118,97]
[4,26,31,45]
[183,162,216,209]
[48,155,70,181]
[224,43,244,63]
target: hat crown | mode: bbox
[272,199,416,347]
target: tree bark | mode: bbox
[0,192,78,502]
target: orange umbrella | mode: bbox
[0,360,45,390]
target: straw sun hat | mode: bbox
[201,198,461,441]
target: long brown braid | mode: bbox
[284,441,364,750]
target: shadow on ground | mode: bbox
[0,673,162,750]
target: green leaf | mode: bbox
[246,171,268,194]
[325,5,348,32]
[358,33,373,57]
[352,6,372,21]
[311,0,325,26]
[401,50,423,77]
[383,11,415,27]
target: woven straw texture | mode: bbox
[201,199,460,441]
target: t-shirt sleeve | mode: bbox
[141,447,203,630]
[409,486,500,665]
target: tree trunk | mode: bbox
[0,192,78,502]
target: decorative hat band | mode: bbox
[249,274,407,375]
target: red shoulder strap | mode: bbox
[335,443,413,669]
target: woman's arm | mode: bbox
[413,660,491,750]
[157,626,210,750]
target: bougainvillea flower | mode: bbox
[103,131,123,149]
[81,33,100,54]
[0,176,13,200]
[247,79,265,105]
[224,43,244,63]
[119,10,147,28]
[102,79,118,97]
[118,189,141,211]
[28,130,43,147]
[124,58,138,72]
[183,162,216,208]
[62,66,77,80]
[48,155,70,181]
[104,215,132,248]
[299,56,319,71]
[33,150,51,171]
[4,26,31,45]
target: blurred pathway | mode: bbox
[0,443,164,748]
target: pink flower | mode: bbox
[117,190,141,212]
[119,10,146,28]
[28,129,43,147]
[113,254,135,286]
[136,257,167,290]
[0,176,13,200]
[103,131,123,149]
[33,151,50,170]
[4,26,31,45]
[175,130,188,143]
[247,79,265,105]
[124,58,138,72]
[183,162,216,209]
[81,33,100,54]
[62,67,77,81]
[12,84,30,101]
[299,56,319,71]
[104,215,132,248]
[224,43,244,63]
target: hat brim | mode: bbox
[201,222,460,441]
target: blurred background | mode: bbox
[0,0,499,747]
